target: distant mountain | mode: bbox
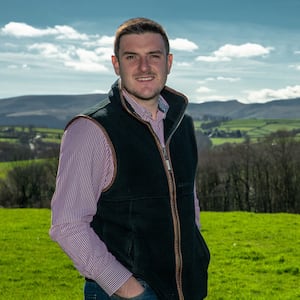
[0,94,300,128]
[187,98,300,120]
[0,94,107,128]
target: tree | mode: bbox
[0,159,58,208]
[196,130,300,213]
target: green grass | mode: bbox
[0,126,63,144]
[0,209,83,299]
[196,119,300,145]
[0,138,18,143]
[210,137,245,145]
[201,212,300,300]
[0,209,299,299]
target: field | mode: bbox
[0,126,63,144]
[0,209,299,299]
[1,119,300,147]
[194,119,300,145]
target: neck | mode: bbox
[139,99,159,120]
[122,89,159,120]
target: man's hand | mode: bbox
[115,276,144,298]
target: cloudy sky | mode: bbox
[1,0,300,103]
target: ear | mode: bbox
[111,55,120,75]
[167,53,173,74]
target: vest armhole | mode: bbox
[66,114,117,192]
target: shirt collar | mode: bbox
[122,89,169,121]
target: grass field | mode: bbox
[2,119,300,147]
[0,209,299,299]
[194,119,300,145]
[0,126,63,144]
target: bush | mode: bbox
[0,159,58,208]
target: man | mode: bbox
[50,17,210,300]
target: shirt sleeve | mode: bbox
[49,117,132,296]
[194,183,201,228]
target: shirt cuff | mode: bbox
[93,259,133,296]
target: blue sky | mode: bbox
[1,0,300,103]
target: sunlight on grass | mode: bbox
[0,209,299,299]
[201,212,300,299]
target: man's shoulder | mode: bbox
[81,97,111,117]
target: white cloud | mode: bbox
[199,76,240,83]
[64,48,108,72]
[53,25,88,40]
[196,43,273,62]
[170,38,198,52]
[75,48,99,62]
[27,43,109,72]
[196,86,214,93]
[174,61,192,67]
[64,60,108,72]
[288,63,300,71]
[216,76,240,82]
[194,94,232,103]
[246,85,300,102]
[196,55,230,62]
[1,22,88,40]
[215,43,273,58]
[2,22,54,37]
[96,35,114,46]
[83,35,114,48]
[28,43,70,60]
[294,50,300,55]
[95,47,113,61]
[7,63,30,70]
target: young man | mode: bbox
[50,17,210,300]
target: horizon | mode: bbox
[1,0,300,104]
[1,93,300,106]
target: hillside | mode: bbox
[186,98,300,120]
[0,94,107,128]
[0,94,300,128]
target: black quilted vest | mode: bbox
[80,81,210,300]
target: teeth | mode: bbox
[137,76,153,81]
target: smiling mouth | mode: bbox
[136,74,155,82]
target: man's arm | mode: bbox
[49,117,133,296]
[194,183,201,228]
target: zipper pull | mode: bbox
[163,147,171,171]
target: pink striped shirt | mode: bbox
[50,92,200,296]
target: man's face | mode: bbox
[112,32,173,105]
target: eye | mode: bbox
[125,54,136,61]
[149,53,162,60]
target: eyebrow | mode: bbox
[121,50,164,56]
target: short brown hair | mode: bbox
[114,17,170,58]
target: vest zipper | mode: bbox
[130,108,185,300]
[163,111,186,300]
[162,145,184,300]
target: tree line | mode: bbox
[196,130,300,213]
[0,130,299,212]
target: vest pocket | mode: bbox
[196,229,210,268]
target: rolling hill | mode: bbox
[0,94,300,128]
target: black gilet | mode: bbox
[79,81,210,300]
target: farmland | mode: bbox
[194,118,300,145]
[1,118,300,147]
[0,126,63,144]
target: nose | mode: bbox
[139,56,150,72]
